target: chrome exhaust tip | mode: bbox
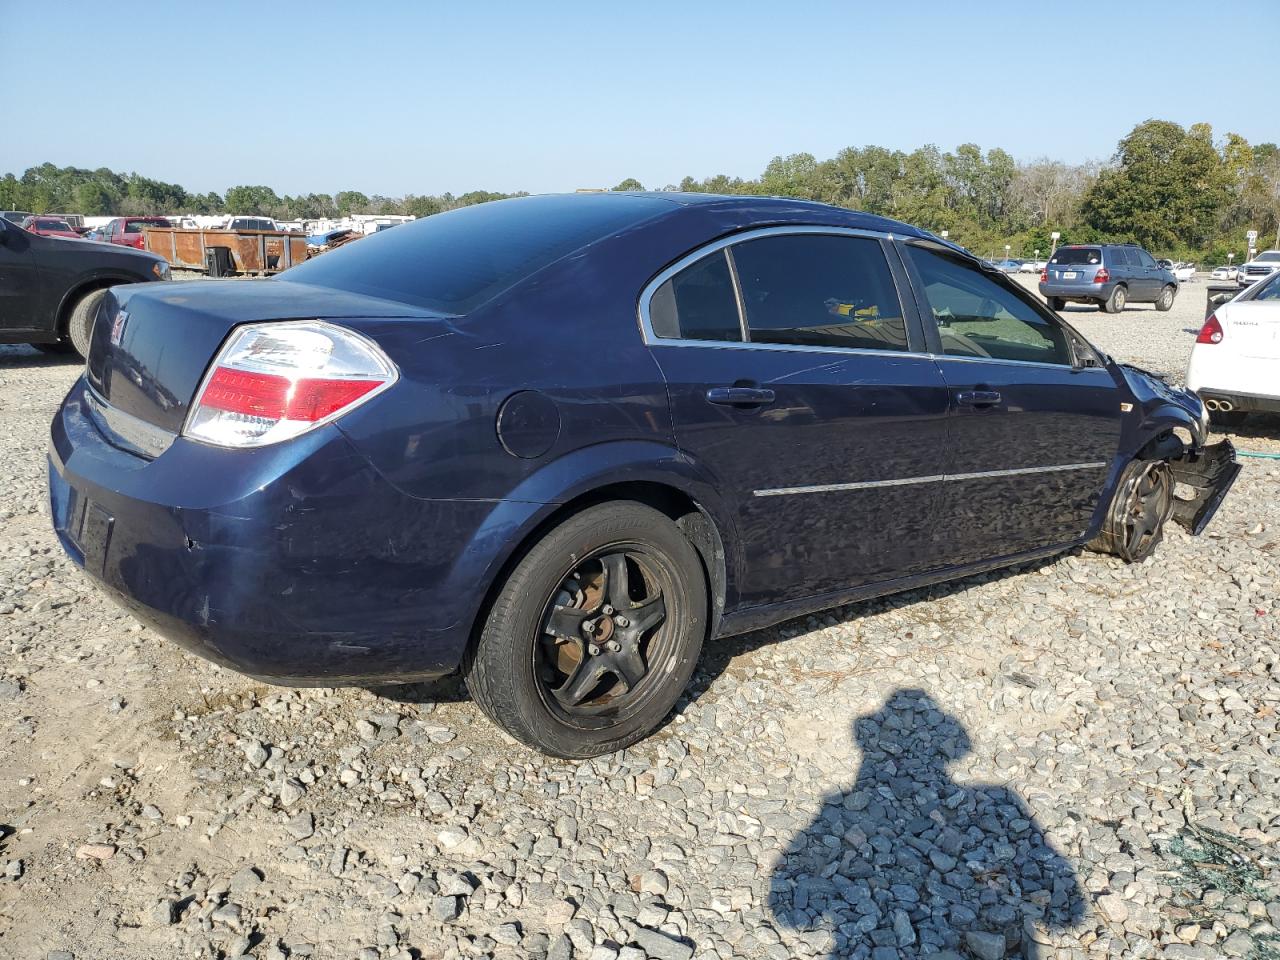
[1218,399,1233,412]
[1204,399,1220,411]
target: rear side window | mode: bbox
[1249,272,1280,301]
[731,234,908,351]
[908,246,1073,366]
[649,251,742,342]
[1109,247,1132,266]
[285,194,672,314]
[1051,247,1101,266]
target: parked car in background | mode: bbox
[2,211,35,224]
[1018,260,1046,274]
[21,216,81,240]
[1210,265,1239,281]
[1237,250,1280,288]
[1158,259,1197,283]
[1187,269,1280,426]
[0,215,169,356]
[993,258,1022,273]
[224,216,281,232]
[102,216,174,250]
[47,193,1237,757]
[1039,243,1177,313]
[82,228,107,242]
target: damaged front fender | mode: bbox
[1169,439,1241,535]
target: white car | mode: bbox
[1187,269,1280,425]
[1174,263,1196,283]
[1018,260,1043,274]
[1210,265,1239,281]
[1238,249,1280,287]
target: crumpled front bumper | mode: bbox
[1169,439,1241,535]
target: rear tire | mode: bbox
[67,288,108,358]
[1088,458,1173,562]
[1155,285,1176,311]
[1102,285,1127,314]
[1046,296,1064,312]
[464,501,707,758]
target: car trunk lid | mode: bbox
[1220,301,1280,360]
[85,279,438,445]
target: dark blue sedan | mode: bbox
[48,193,1238,757]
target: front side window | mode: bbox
[730,234,908,351]
[908,246,1074,366]
[1136,249,1158,268]
[648,250,742,342]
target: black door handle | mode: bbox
[956,389,1002,407]
[706,386,776,406]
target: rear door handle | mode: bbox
[956,389,1002,407]
[706,386,776,406]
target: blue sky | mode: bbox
[3,0,1272,197]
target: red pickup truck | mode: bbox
[101,216,173,250]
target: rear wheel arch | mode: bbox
[462,480,729,677]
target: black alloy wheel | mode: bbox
[465,501,706,758]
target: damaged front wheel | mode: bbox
[1089,458,1174,562]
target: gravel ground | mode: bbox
[1,277,1278,960]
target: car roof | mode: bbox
[614,191,931,238]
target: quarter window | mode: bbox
[908,246,1074,366]
[648,250,742,342]
[730,234,908,351]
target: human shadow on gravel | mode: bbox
[769,689,1084,959]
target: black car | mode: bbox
[0,216,170,357]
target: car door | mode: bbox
[1136,248,1165,298]
[643,227,952,608]
[900,242,1124,565]
[0,220,40,333]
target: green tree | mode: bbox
[334,190,371,215]
[612,178,644,191]
[1082,120,1230,249]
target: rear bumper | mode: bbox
[48,378,510,685]
[1194,389,1280,414]
[1039,282,1107,300]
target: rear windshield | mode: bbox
[282,194,673,313]
[37,219,73,230]
[1050,247,1102,266]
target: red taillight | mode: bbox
[1039,267,1048,283]
[185,321,397,447]
[1196,314,1224,345]
[201,367,380,422]
[1093,267,1110,284]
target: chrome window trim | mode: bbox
[638,225,906,355]
[753,460,1109,497]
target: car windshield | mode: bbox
[1050,248,1101,265]
[1255,251,1280,263]
[283,194,673,314]
[1251,272,1280,301]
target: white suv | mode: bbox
[1237,249,1280,287]
[1187,270,1280,425]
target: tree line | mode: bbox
[2,119,1276,262]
